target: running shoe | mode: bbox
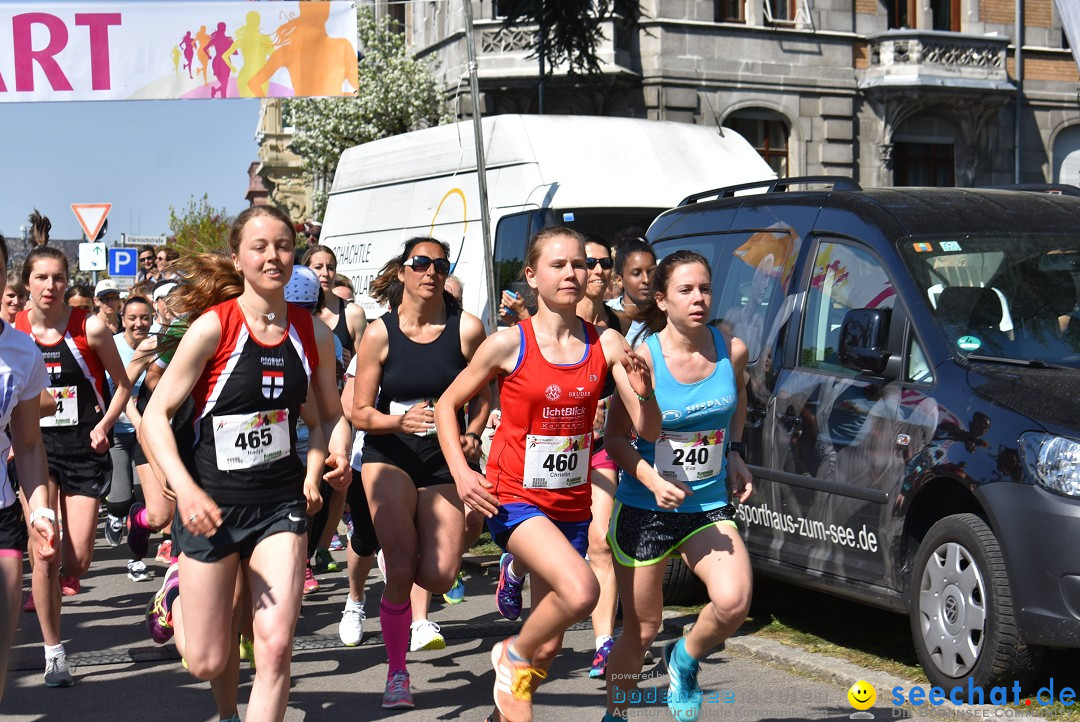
[312,548,339,574]
[443,572,466,605]
[43,653,75,688]
[495,553,524,621]
[127,559,151,582]
[239,635,255,669]
[662,639,703,722]
[382,670,414,709]
[338,597,365,647]
[104,514,125,547]
[22,590,35,613]
[126,502,150,560]
[146,562,179,644]
[343,510,354,540]
[409,619,446,652]
[155,539,173,563]
[303,565,319,595]
[590,637,614,679]
[491,636,545,722]
[59,574,80,597]
[328,534,345,552]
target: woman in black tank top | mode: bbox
[351,237,489,708]
[303,245,368,367]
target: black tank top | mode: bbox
[375,305,467,429]
[332,303,352,357]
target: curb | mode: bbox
[660,613,1049,721]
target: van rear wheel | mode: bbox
[910,513,1042,690]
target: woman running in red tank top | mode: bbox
[435,227,661,722]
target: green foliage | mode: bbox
[283,7,449,220]
[500,0,643,76]
[168,193,233,254]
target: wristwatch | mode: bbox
[726,442,746,459]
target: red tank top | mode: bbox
[487,317,609,522]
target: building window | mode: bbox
[728,112,790,177]
[894,143,955,186]
[885,0,914,29]
[494,0,532,20]
[388,0,405,31]
[716,0,745,22]
[764,0,795,23]
[930,0,960,32]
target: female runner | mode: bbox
[351,237,488,708]
[602,250,753,722]
[434,227,659,722]
[140,207,349,722]
[0,235,59,695]
[15,245,131,679]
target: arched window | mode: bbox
[1053,125,1080,186]
[727,110,790,177]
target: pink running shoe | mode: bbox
[59,575,80,597]
[303,565,319,595]
[146,562,179,644]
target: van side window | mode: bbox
[715,228,798,362]
[799,241,896,374]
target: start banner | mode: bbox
[0,1,358,102]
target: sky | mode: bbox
[0,98,261,243]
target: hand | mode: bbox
[456,467,499,518]
[399,401,435,435]
[652,477,692,510]
[89,425,111,454]
[460,433,482,462]
[486,410,502,430]
[593,397,609,438]
[728,454,753,503]
[323,454,351,491]
[621,351,653,400]
[500,291,528,321]
[32,518,57,562]
[304,480,323,516]
[176,488,223,537]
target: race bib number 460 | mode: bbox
[213,409,290,471]
[523,433,591,489]
[654,429,725,483]
[41,386,78,428]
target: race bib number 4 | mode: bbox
[654,429,725,483]
[523,433,591,489]
[41,386,79,428]
[213,409,290,471]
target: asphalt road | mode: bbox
[2,528,1049,722]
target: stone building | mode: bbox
[382,0,1080,188]
[253,98,313,224]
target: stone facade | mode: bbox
[389,0,1080,188]
[254,98,312,224]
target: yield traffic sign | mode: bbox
[71,203,112,241]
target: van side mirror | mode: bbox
[838,308,891,375]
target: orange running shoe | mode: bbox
[491,637,546,722]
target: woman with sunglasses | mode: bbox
[352,237,488,709]
[136,245,158,283]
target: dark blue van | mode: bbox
[647,178,1080,690]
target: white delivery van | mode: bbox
[320,114,774,323]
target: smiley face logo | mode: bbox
[848,680,876,710]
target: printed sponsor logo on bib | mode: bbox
[213,409,290,471]
[654,429,725,483]
[41,386,79,428]
[523,433,591,489]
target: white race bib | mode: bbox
[213,409,291,471]
[522,433,591,489]
[654,429,725,483]
[41,386,79,428]
[388,399,436,437]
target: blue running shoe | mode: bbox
[495,553,524,621]
[662,639,703,722]
[443,572,466,605]
[590,637,614,679]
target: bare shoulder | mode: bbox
[598,326,631,362]
[459,311,487,339]
[721,328,748,368]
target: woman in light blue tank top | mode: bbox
[601,250,754,722]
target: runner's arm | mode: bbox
[11,385,57,560]
[86,313,132,451]
[308,318,349,490]
[600,328,661,442]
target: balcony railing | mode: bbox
[475,17,634,76]
[859,30,1013,92]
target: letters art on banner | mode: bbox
[0,1,358,102]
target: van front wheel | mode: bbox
[910,514,1042,690]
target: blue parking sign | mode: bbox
[108,247,138,277]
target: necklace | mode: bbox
[237,297,276,322]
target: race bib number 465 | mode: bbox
[523,433,591,489]
[213,409,290,471]
[654,429,725,483]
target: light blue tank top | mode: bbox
[616,326,737,513]
[109,333,144,436]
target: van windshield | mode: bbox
[898,236,1080,368]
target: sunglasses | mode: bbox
[140,256,154,262]
[586,257,614,270]
[402,255,451,275]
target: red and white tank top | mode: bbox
[15,308,108,451]
[487,317,609,522]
